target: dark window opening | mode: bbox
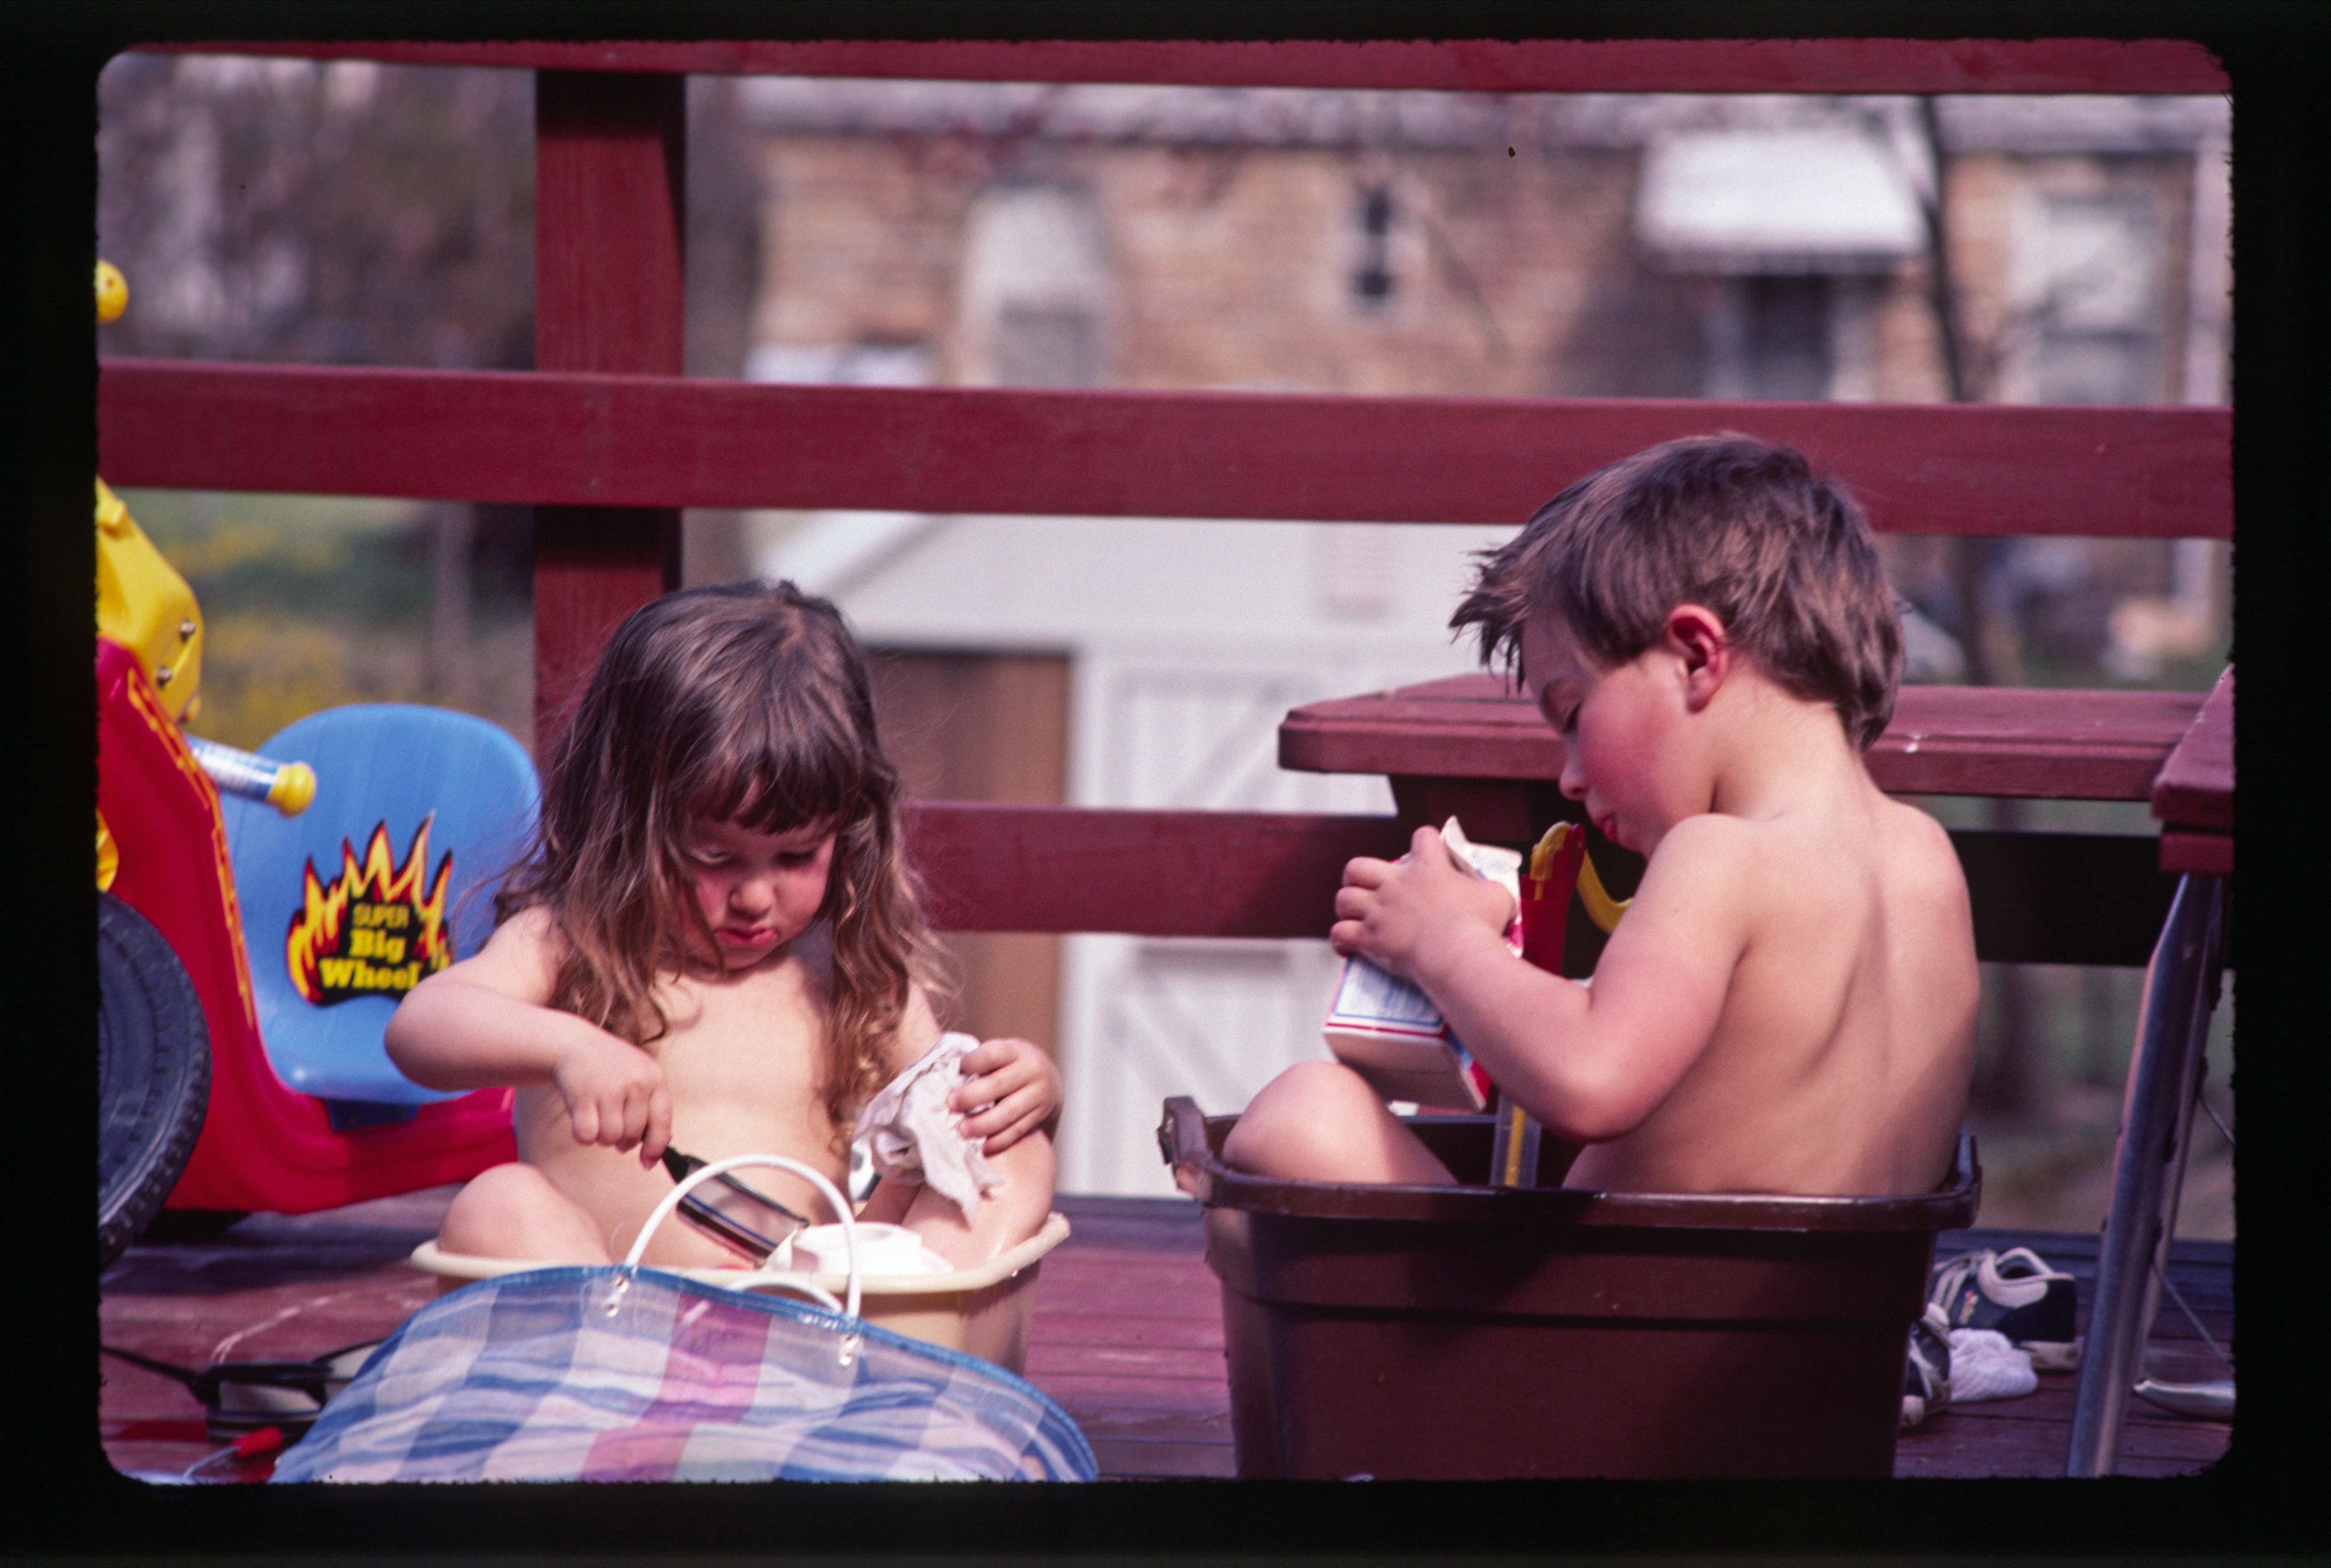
[1353,185,1395,303]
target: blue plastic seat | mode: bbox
[219,705,538,1119]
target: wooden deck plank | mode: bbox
[1085,1437,1240,1481]
[1026,1313,1224,1351]
[98,1191,2229,1483]
[1023,1344,1229,1380]
[1024,1273,1228,1320]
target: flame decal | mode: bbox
[285,818,454,1005]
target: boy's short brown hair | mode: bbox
[1452,434,1904,749]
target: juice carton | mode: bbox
[1321,818,1521,1111]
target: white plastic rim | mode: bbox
[413,1211,1072,1297]
[625,1153,862,1322]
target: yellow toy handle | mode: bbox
[1526,820,1631,934]
[97,260,127,323]
[185,735,316,816]
[1576,848,1630,934]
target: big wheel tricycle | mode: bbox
[97,262,528,1267]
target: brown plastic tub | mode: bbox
[1159,1097,1979,1479]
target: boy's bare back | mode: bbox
[1263,705,1981,1201]
[1562,776,1977,1197]
[1227,434,1979,1201]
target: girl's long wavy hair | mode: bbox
[496,581,945,1142]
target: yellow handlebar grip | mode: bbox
[267,761,317,816]
[97,261,128,323]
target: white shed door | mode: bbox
[1055,656,1408,1197]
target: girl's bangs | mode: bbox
[686,702,863,833]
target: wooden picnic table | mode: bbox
[1280,670,2234,1478]
[1281,676,2206,972]
[1282,674,2207,805]
[2153,666,2234,875]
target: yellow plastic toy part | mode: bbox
[1576,848,1630,934]
[96,260,128,323]
[1526,820,1631,934]
[1526,820,1571,886]
[96,478,204,724]
[268,760,318,816]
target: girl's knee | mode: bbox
[987,1127,1055,1192]
[978,1128,1057,1235]
[440,1162,609,1263]
[898,1131,1055,1270]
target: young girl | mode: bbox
[386,582,1061,1271]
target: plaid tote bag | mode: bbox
[268,1265,1096,1482]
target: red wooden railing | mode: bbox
[95,363,2230,540]
[138,38,2229,94]
[530,70,689,736]
[104,36,2230,942]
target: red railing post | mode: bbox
[532,69,686,752]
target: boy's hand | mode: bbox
[1331,825,1516,981]
[550,1029,673,1167]
[949,1037,1061,1153]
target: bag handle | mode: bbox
[617,1154,865,1364]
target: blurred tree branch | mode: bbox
[1906,95,2043,1125]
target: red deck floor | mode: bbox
[98,1188,2231,1483]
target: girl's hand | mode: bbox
[550,1029,673,1167]
[1330,825,1515,980]
[948,1037,1061,1154]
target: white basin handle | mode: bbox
[618,1154,863,1355]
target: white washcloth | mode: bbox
[1947,1327,2038,1403]
[850,1032,998,1223]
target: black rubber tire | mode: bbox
[99,891,212,1270]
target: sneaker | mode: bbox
[1902,1303,1953,1430]
[1930,1247,2081,1371]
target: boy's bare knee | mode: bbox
[1226,1061,1375,1174]
[1227,1059,1455,1185]
[1245,1059,1366,1121]
[439,1162,611,1264]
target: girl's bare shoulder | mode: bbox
[891,981,944,1072]
[454,902,569,1004]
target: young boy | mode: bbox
[1226,434,1979,1197]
